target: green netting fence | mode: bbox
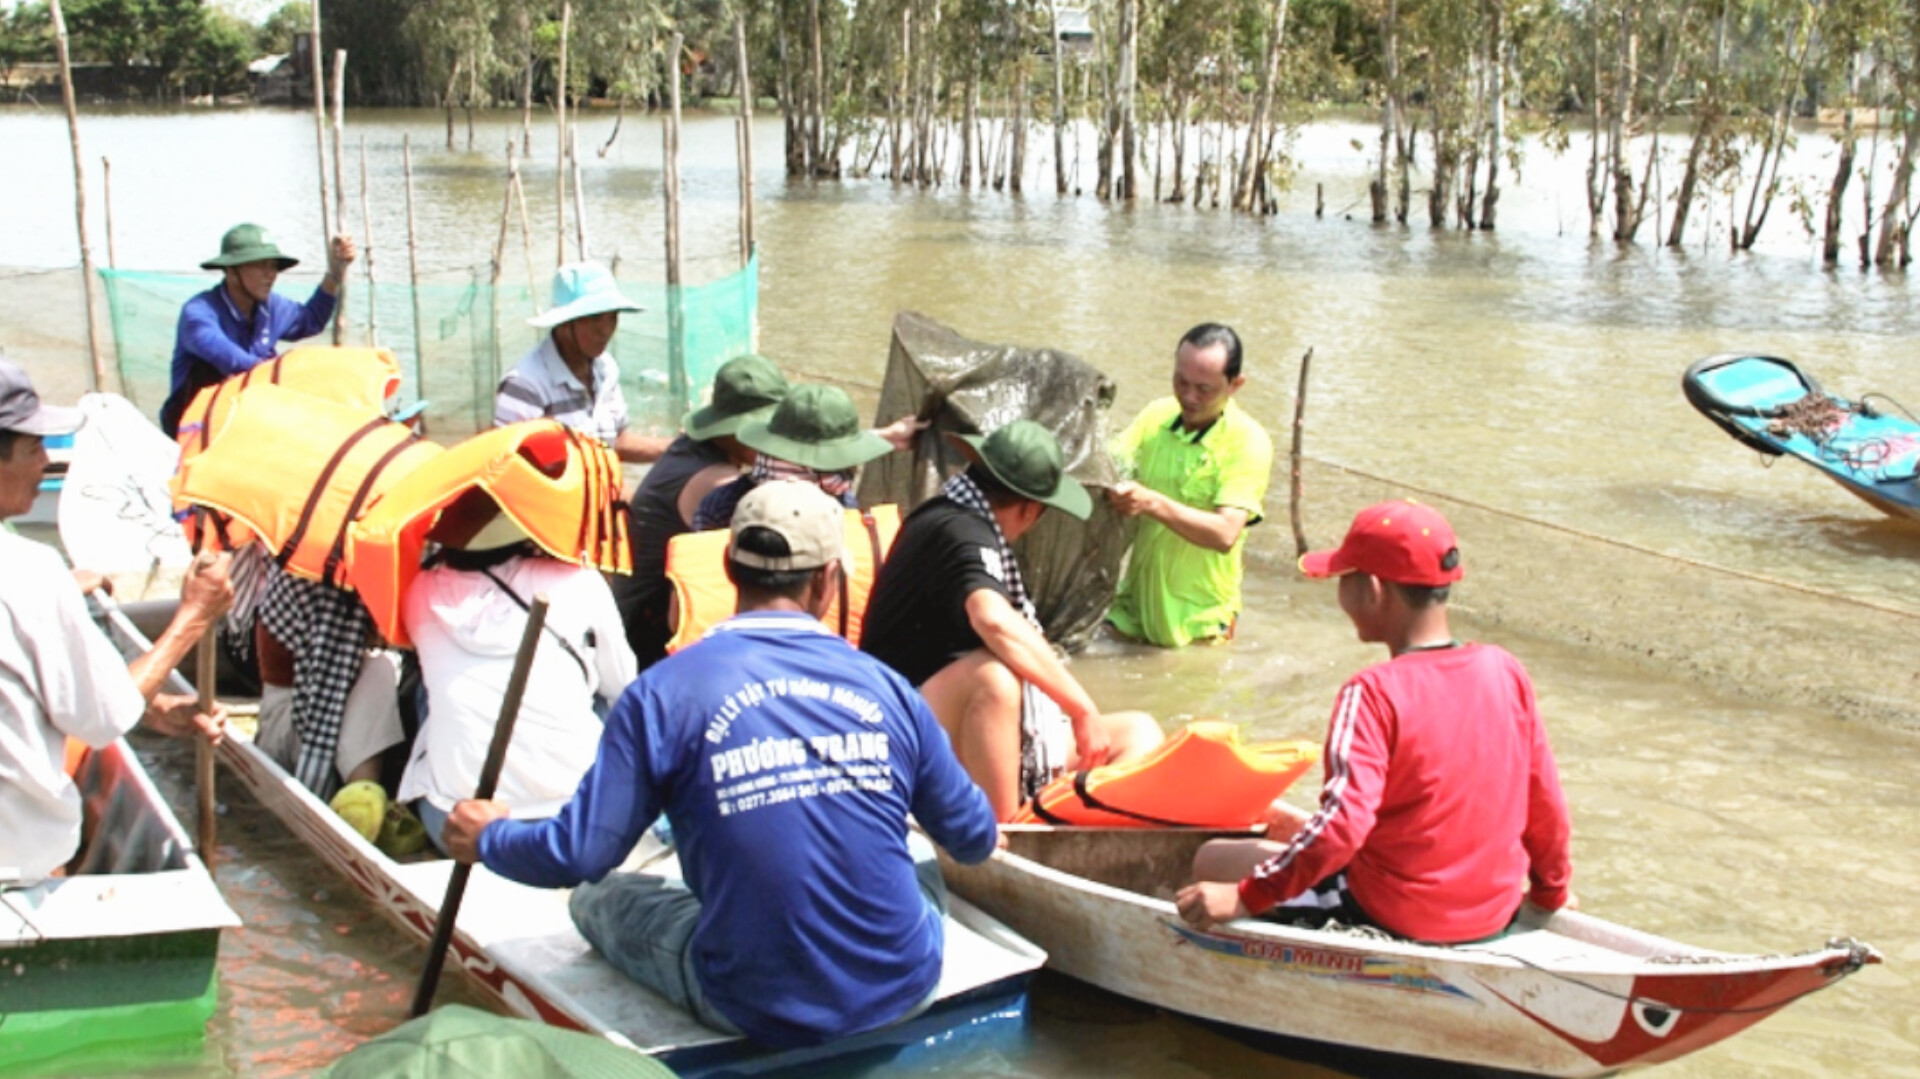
[98,253,758,437]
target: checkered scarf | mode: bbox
[257,566,372,799]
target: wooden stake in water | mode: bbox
[102,156,117,269]
[513,165,539,316]
[194,632,219,867]
[555,0,572,267]
[330,49,349,345]
[570,125,589,260]
[309,0,331,245]
[664,32,688,419]
[1289,346,1314,558]
[735,13,756,268]
[411,595,548,1017]
[359,133,377,347]
[402,134,426,400]
[47,0,107,393]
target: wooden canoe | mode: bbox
[99,600,1045,1077]
[0,734,240,1074]
[942,826,1879,1078]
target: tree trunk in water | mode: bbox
[1169,87,1189,204]
[1824,59,1860,265]
[1050,0,1068,195]
[1480,2,1504,230]
[781,15,806,178]
[444,58,461,151]
[808,0,827,175]
[1011,61,1027,194]
[1875,114,1919,267]
[1609,10,1638,242]
[1117,0,1138,200]
[1370,0,1398,222]
[1667,113,1710,247]
[1235,0,1290,212]
[961,70,977,188]
[1427,123,1450,228]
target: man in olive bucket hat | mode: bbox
[688,383,894,530]
[861,420,1163,820]
[612,359,924,667]
[161,223,357,437]
[494,261,670,465]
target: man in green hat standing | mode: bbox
[494,261,668,464]
[161,224,356,437]
[861,421,1163,820]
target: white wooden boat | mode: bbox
[942,826,1880,1078]
[100,602,1045,1077]
[0,731,240,1073]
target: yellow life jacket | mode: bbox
[170,382,442,587]
[1013,720,1320,829]
[348,421,631,647]
[665,504,902,653]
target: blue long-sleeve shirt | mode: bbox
[480,611,997,1047]
[162,282,335,433]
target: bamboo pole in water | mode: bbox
[102,156,116,268]
[402,134,425,401]
[513,166,539,315]
[1289,346,1314,557]
[570,125,589,260]
[309,0,331,244]
[47,0,106,392]
[330,50,349,345]
[735,14,756,266]
[488,144,516,429]
[664,32,687,419]
[555,0,572,267]
[358,134,376,347]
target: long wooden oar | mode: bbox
[411,594,549,1017]
[194,632,218,866]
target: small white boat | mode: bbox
[942,826,1880,1078]
[100,602,1046,1077]
[0,729,240,1073]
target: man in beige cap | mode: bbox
[447,481,996,1048]
[0,359,233,883]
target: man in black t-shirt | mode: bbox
[862,421,1162,820]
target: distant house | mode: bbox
[250,53,296,103]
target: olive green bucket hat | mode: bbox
[201,223,299,271]
[320,1004,675,1079]
[951,420,1092,520]
[684,354,790,441]
[737,384,892,472]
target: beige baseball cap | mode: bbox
[728,480,847,572]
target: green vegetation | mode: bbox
[11,0,1920,266]
[3,0,251,97]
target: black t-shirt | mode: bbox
[607,433,732,663]
[861,496,1013,687]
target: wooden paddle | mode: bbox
[411,594,549,1017]
[194,631,218,866]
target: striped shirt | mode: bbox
[493,335,629,445]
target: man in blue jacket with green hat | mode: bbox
[161,223,356,437]
[494,261,668,464]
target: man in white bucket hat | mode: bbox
[494,262,668,464]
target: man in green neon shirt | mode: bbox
[1106,323,1273,647]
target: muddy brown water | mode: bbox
[4,107,1915,1076]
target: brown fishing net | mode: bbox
[1766,394,1848,442]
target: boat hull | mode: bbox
[943,828,1876,1078]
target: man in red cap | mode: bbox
[1175,500,1573,944]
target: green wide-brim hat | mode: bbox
[684,353,789,441]
[202,223,298,271]
[951,420,1092,520]
[320,1004,675,1079]
[737,383,892,472]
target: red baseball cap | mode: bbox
[1298,500,1463,586]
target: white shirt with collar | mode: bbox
[0,530,147,882]
[492,334,629,446]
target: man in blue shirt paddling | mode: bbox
[160,223,356,437]
[444,480,998,1049]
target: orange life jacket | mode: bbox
[1013,720,1320,828]
[170,382,442,586]
[664,504,902,653]
[349,421,631,647]
[173,347,404,551]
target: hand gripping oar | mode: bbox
[194,633,219,866]
[411,593,549,1017]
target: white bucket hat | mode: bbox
[528,262,644,330]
